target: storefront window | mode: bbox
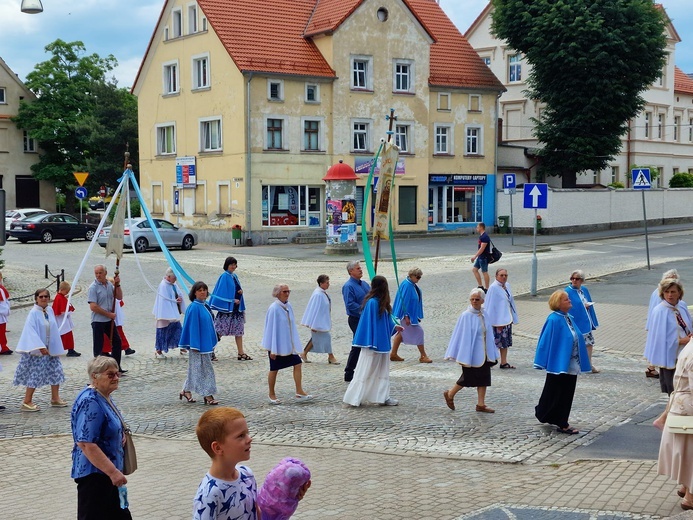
[262,185,322,227]
[427,175,486,225]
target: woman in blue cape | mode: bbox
[565,269,600,373]
[390,267,431,363]
[534,290,591,434]
[343,275,402,407]
[209,256,251,361]
[179,281,219,405]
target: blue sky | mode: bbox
[0,0,691,88]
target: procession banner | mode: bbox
[373,141,399,240]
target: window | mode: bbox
[262,185,321,227]
[689,118,693,142]
[156,123,176,155]
[465,126,482,155]
[398,186,417,225]
[395,124,410,153]
[611,166,619,184]
[187,4,198,34]
[675,116,681,141]
[0,88,5,104]
[192,54,210,89]
[657,114,664,139]
[266,118,284,150]
[202,17,208,31]
[508,54,522,82]
[437,92,450,111]
[163,61,179,94]
[469,95,482,112]
[23,131,36,152]
[352,120,370,152]
[393,60,414,93]
[350,55,373,91]
[673,167,679,175]
[434,124,452,155]
[644,112,651,138]
[200,118,222,152]
[305,83,319,103]
[268,80,283,101]
[481,56,491,67]
[164,27,169,41]
[172,8,182,38]
[303,119,321,151]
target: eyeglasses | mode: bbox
[281,290,291,294]
[100,371,121,379]
[570,277,583,281]
[37,295,50,299]
[470,298,482,302]
[414,275,422,280]
[498,274,508,277]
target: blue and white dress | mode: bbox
[192,466,258,520]
[180,299,218,397]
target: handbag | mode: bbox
[665,413,693,434]
[488,240,502,264]
[104,396,138,474]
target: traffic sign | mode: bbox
[75,187,88,200]
[174,190,179,205]
[73,172,89,187]
[632,168,651,190]
[503,173,516,189]
[523,183,548,209]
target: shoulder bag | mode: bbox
[664,372,693,434]
[104,396,138,474]
[488,239,502,264]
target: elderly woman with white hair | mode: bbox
[566,269,600,373]
[152,267,187,359]
[646,269,686,379]
[262,283,312,405]
[443,287,499,413]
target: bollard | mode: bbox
[45,264,49,279]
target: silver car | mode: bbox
[97,218,198,253]
[5,208,48,238]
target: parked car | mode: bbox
[97,218,198,253]
[5,208,48,239]
[88,196,113,210]
[9,213,97,243]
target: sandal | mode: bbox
[179,391,196,403]
[443,390,455,411]
[204,396,219,405]
[237,353,252,361]
[646,367,659,379]
[556,426,579,435]
[211,352,219,361]
[499,363,516,369]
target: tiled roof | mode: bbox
[304,0,363,37]
[407,0,504,90]
[675,66,693,95]
[198,0,335,77]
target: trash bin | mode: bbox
[497,215,509,234]
[536,215,543,234]
[231,227,242,240]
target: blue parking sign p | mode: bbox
[503,174,516,189]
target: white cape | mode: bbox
[444,306,499,367]
[301,287,331,332]
[262,300,302,355]
[484,280,518,326]
[16,305,65,356]
[153,278,187,320]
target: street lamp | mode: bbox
[21,0,43,14]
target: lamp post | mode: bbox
[21,0,44,14]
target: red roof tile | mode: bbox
[198,0,335,77]
[675,66,693,95]
[304,0,364,37]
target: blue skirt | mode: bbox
[155,322,182,352]
[13,354,65,388]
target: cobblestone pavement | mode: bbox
[1,231,693,518]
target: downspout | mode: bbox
[245,72,254,243]
[493,92,501,228]
[626,119,632,187]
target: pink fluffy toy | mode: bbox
[257,457,311,520]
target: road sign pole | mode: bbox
[531,208,538,296]
[642,190,651,270]
[509,192,514,246]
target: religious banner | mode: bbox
[373,141,399,239]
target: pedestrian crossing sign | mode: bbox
[631,168,651,190]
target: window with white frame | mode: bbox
[469,94,482,112]
[194,180,207,215]
[23,131,36,152]
[352,120,370,152]
[200,117,222,152]
[266,117,284,150]
[465,126,482,155]
[268,79,284,101]
[657,114,664,139]
[611,166,619,184]
[508,54,522,82]
[689,118,693,142]
[395,124,410,154]
[675,116,681,141]
[393,60,414,93]
[305,83,319,103]
[164,27,169,41]
[437,92,450,111]
[434,124,452,155]
[172,8,182,38]
[192,54,210,89]
[0,87,5,104]
[645,112,651,138]
[156,123,176,155]
[187,4,198,34]
[481,56,491,67]
[202,17,208,31]
[351,55,373,91]
[303,118,321,151]
[163,61,179,95]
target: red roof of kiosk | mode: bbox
[323,160,357,181]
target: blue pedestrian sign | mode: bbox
[75,187,88,200]
[523,183,548,209]
[503,173,516,189]
[631,168,651,190]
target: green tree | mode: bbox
[13,40,138,211]
[669,173,693,188]
[491,0,667,187]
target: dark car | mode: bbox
[9,213,97,243]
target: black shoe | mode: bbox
[66,350,82,357]
[0,349,12,355]
[125,348,136,355]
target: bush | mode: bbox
[608,182,625,189]
[669,173,693,188]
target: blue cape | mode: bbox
[565,285,598,333]
[534,311,591,374]
[393,278,423,324]
[209,271,246,313]
[353,298,397,352]
[179,300,218,353]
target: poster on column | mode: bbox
[326,199,356,245]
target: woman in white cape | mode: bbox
[153,268,187,358]
[13,288,67,411]
[300,274,339,365]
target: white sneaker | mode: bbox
[382,398,398,406]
